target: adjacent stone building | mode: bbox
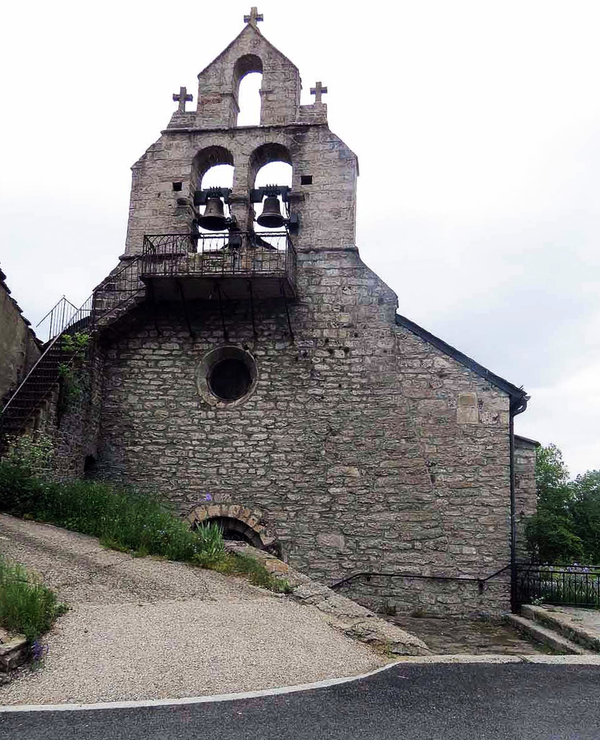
[1,11,537,616]
[0,267,41,404]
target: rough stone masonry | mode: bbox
[41,11,535,616]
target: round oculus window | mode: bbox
[208,358,252,401]
[196,346,258,407]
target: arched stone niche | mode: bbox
[191,145,235,190]
[233,54,264,126]
[248,142,292,188]
[186,503,279,552]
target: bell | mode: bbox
[256,195,286,229]
[198,196,227,231]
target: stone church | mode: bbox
[1,10,537,616]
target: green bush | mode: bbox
[0,461,224,564]
[0,556,66,642]
[3,432,54,479]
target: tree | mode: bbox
[571,470,600,564]
[525,444,583,564]
[534,443,571,515]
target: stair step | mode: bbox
[521,605,600,653]
[507,614,591,655]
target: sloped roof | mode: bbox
[395,312,528,409]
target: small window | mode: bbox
[301,175,313,185]
[209,358,252,401]
[197,346,258,407]
[172,182,183,192]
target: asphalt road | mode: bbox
[3,663,600,740]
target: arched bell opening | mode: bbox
[249,144,293,239]
[191,146,235,235]
[233,54,263,127]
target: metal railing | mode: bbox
[330,565,511,593]
[1,230,297,436]
[516,564,600,607]
[140,232,296,285]
[35,296,93,343]
[35,231,296,344]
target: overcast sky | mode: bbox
[2,0,599,476]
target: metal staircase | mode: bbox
[0,255,145,446]
[1,230,296,447]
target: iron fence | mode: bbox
[516,564,600,607]
[140,232,296,284]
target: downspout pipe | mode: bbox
[510,393,529,612]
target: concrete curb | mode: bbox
[2,654,600,713]
[224,542,431,656]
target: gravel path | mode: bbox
[0,514,385,705]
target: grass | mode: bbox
[0,556,67,642]
[0,461,225,563]
[208,552,294,593]
[0,461,292,594]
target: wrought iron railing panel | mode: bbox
[516,564,600,607]
[140,232,296,284]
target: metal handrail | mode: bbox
[36,296,80,342]
[330,564,511,593]
[1,253,145,421]
[1,331,65,416]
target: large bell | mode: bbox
[256,195,286,229]
[198,196,227,231]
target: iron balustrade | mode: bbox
[516,564,600,607]
[140,231,296,285]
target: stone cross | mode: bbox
[310,81,328,104]
[172,86,193,113]
[244,7,263,27]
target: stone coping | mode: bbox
[224,542,430,656]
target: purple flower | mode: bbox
[31,641,48,662]
[204,493,213,502]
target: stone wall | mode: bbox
[337,572,511,619]
[124,123,357,256]
[514,435,539,561]
[34,346,105,482]
[95,247,516,615]
[0,268,40,404]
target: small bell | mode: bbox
[256,195,286,229]
[198,196,227,231]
